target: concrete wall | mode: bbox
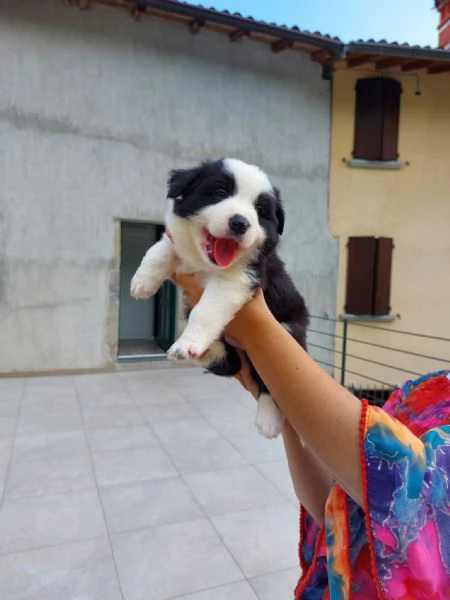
[0,0,337,374]
[329,65,450,387]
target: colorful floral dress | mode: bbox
[295,370,450,599]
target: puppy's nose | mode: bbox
[229,214,250,235]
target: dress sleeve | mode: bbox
[360,401,450,598]
[295,506,329,598]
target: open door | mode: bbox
[155,280,177,352]
[118,222,177,359]
[154,224,176,352]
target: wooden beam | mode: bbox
[375,57,406,70]
[402,60,435,71]
[346,54,372,68]
[271,40,293,53]
[229,29,249,42]
[428,62,450,74]
[189,19,203,35]
[132,7,143,22]
[311,49,332,63]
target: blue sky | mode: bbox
[194,1,440,47]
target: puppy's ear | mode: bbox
[167,166,202,199]
[274,187,285,236]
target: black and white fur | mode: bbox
[130,158,309,438]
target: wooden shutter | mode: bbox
[353,79,383,160]
[373,237,393,315]
[345,237,377,315]
[353,78,401,161]
[380,80,401,161]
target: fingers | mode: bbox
[171,273,196,289]
[171,273,204,308]
[224,335,244,350]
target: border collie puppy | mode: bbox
[130,158,309,438]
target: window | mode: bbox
[353,77,402,162]
[345,237,393,316]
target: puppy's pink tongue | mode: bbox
[213,238,239,267]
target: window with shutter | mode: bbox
[373,238,394,315]
[345,236,394,316]
[353,78,401,162]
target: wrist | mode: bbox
[225,293,273,350]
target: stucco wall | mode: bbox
[329,65,450,387]
[0,0,336,374]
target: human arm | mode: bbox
[229,342,333,524]
[282,422,333,524]
[172,274,363,505]
[226,290,363,505]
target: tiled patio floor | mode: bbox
[0,367,300,600]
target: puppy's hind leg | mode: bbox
[255,393,285,439]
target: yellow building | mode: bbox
[325,43,450,392]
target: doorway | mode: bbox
[118,222,177,360]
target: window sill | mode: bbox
[346,159,404,170]
[340,313,398,323]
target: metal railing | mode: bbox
[308,315,450,406]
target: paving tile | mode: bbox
[175,381,232,402]
[227,434,287,465]
[0,461,8,498]
[92,446,176,487]
[211,503,299,578]
[100,477,203,534]
[129,387,188,405]
[17,401,82,435]
[0,438,13,463]
[0,490,107,553]
[153,418,220,444]
[250,567,300,600]
[0,397,22,417]
[77,390,134,408]
[86,425,157,453]
[25,376,74,388]
[184,466,285,516]
[111,518,242,600]
[0,537,122,600]
[163,437,248,475]
[0,378,24,391]
[181,581,258,600]
[205,415,257,439]
[21,389,77,405]
[12,431,88,463]
[140,402,199,424]
[192,398,251,419]
[0,416,17,437]
[5,455,96,499]
[74,373,124,390]
[81,405,144,430]
[256,462,298,505]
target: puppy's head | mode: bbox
[167,158,284,269]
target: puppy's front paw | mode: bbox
[167,336,209,362]
[195,341,227,368]
[255,394,284,439]
[130,270,159,299]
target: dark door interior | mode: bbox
[118,222,176,358]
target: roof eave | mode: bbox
[345,42,450,63]
[120,0,343,55]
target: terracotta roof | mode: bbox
[79,0,450,73]
[90,0,342,63]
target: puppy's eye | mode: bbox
[214,189,228,200]
[256,203,269,219]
